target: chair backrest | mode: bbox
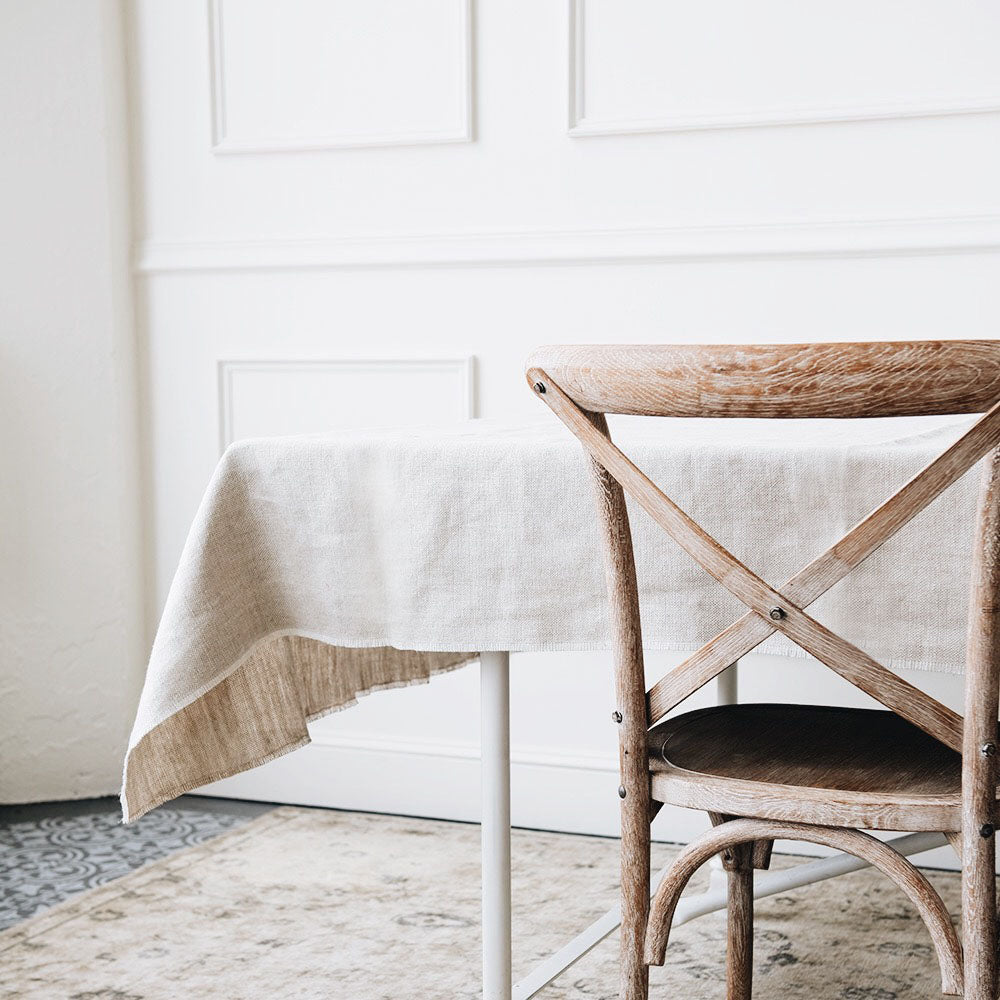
[527,341,1000,838]
[529,341,1000,419]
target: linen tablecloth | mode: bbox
[122,415,982,821]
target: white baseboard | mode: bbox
[198,732,962,872]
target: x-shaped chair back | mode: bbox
[527,341,1000,748]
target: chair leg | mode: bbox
[751,839,774,871]
[620,784,651,1000]
[727,843,754,1000]
[962,824,997,1000]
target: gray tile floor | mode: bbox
[0,795,275,931]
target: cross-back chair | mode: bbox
[526,341,1000,1000]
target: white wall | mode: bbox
[129,0,1000,859]
[0,1,143,801]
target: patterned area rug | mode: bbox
[0,806,961,999]
[0,804,256,932]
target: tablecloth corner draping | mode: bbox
[121,416,981,822]
[121,634,476,822]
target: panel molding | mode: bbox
[136,214,1000,274]
[208,0,474,153]
[568,0,1000,137]
[217,357,475,452]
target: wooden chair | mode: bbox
[526,342,1000,1000]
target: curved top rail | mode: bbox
[525,340,1000,418]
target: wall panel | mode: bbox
[209,0,472,152]
[218,358,473,448]
[570,0,1000,135]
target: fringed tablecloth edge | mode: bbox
[120,637,478,824]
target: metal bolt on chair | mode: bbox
[527,342,1000,999]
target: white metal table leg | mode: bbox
[481,651,512,1000]
[716,661,739,707]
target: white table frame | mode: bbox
[479,652,947,1000]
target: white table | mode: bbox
[121,417,977,994]
[479,653,946,1000]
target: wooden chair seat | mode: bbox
[648,704,995,832]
